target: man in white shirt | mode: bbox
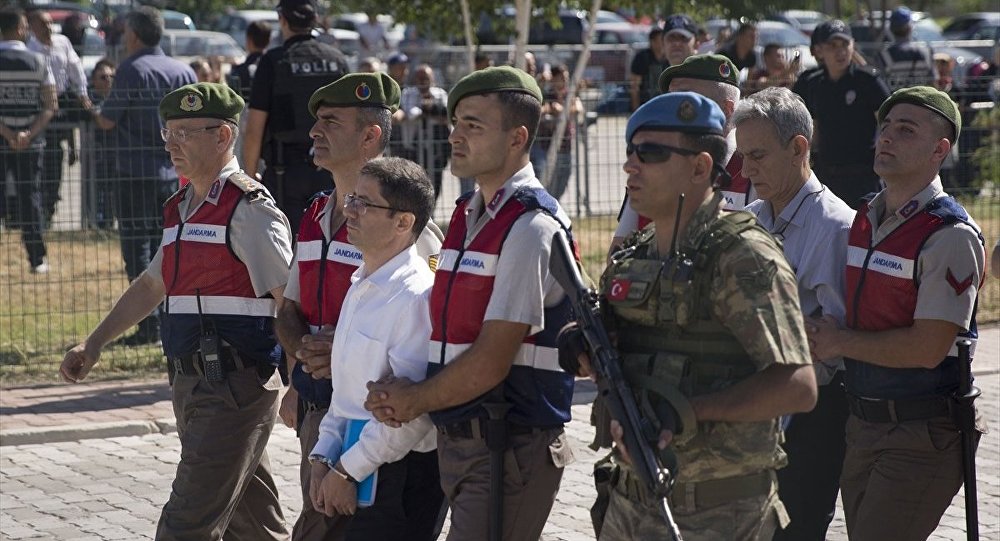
[733,86,855,541]
[27,8,89,222]
[308,157,444,540]
[396,64,450,200]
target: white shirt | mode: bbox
[746,172,855,384]
[0,40,56,86]
[399,85,449,149]
[311,245,437,480]
[28,34,87,97]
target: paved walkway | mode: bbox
[1,326,997,540]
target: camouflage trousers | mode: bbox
[597,464,788,541]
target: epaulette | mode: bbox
[227,172,270,203]
[162,183,190,207]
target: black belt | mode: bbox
[846,393,950,423]
[436,418,559,440]
[169,347,246,378]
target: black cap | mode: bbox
[813,19,853,43]
[663,14,697,40]
[277,0,316,26]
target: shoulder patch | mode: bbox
[227,172,270,203]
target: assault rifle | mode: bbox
[549,230,683,541]
[954,339,980,541]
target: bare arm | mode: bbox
[691,363,817,422]
[243,108,268,178]
[60,272,165,382]
[809,316,961,370]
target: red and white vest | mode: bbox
[159,175,280,364]
[844,196,982,399]
[427,187,575,427]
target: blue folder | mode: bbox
[343,419,377,507]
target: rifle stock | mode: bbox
[549,230,683,540]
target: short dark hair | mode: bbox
[126,7,163,47]
[360,157,435,236]
[356,106,393,152]
[736,23,757,36]
[763,43,782,57]
[649,27,664,40]
[93,58,115,73]
[680,132,728,182]
[246,20,271,49]
[494,91,541,152]
[0,8,24,37]
[550,64,568,79]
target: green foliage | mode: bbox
[971,107,1000,189]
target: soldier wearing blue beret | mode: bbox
[576,92,818,540]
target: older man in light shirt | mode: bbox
[733,86,855,541]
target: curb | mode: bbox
[0,417,178,447]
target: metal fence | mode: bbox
[2,69,998,384]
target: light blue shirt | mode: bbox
[746,172,856,385]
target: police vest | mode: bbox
[636,154,751,229]
[845,196,983,399]
[427,187,576,427]
[606,208,780,482]
[0,47,47,144]
[291,192,361,404]
[160,174,281,366]
[879,42,936,90]
[267,35,347,149]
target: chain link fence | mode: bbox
[2,47,998,384]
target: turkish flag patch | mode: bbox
[946,268,974,296]
[608,278,631,301]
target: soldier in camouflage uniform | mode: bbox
[580,92,818,541]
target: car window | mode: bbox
[971,25,998,40]
[758,26,809,47]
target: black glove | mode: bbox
[556,322,587,376]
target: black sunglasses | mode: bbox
[626,142,700,164]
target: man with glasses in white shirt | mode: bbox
[308,157,445,540]
[733,87,855,541]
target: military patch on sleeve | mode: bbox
[736,259,778,295]
[946,268,974,296]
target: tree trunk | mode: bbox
[513,0,532,70]
[460,0,476,73]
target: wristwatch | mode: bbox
[308,454,335,469]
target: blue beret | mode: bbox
[625,92,725,142]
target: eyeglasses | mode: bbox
[344,193,403,215]
[160,125,223,143]
[626,142,700,164]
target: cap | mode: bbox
[308,72,401,116]
[277,0,316,26]
[890,7,913,30]
[626,92,726,141]
[447,65,542,120]
[813,20,853,43]
[386,53,409,66]
[877,85,961,140]
[658,53,739,92]
[663,14,697,39]
[159,82,244,125]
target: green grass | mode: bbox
[2,196,997,386]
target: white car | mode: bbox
[214,10,279,49]
[160,30,246,68]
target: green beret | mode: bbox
[658,54,739,92]
[447,66,542,120]
[308,72,401,117]
[877,85,961,140]
[159,83,244,125]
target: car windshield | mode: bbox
[170,35,243,57]
[758,26,810,47]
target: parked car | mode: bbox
[766,10,830,35]
[25,1,100,32]
[163,10,196,31]
[943,12,1000,40]
[214,10,279,49]
[160,30,245,69]
[330,13,405,50]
